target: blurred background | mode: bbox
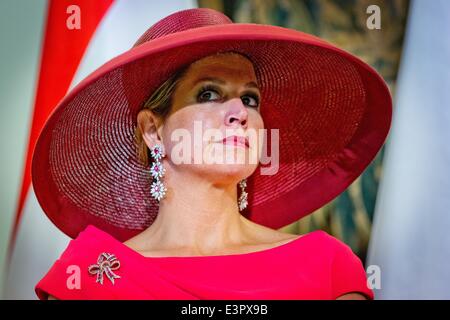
[1,0,449,299]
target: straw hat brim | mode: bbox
[31,23,392,241]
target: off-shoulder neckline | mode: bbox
[84,225,324,260]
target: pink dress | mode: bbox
[35,225,374,300]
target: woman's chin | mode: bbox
[190,161,250,180]
[205,146,254,165]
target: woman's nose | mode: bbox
[224,98,248,128]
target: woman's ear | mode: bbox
[137,109,164,148]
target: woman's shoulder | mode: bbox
[305,229,347,245]
[264,229,373,299]
[34,225,124,300]
[262,229,357,268]
[309,230,374,300]
[292,229,353,255]
[298,229,367,270]
[309,230,367,267]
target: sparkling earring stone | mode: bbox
[238,179,248,211]
[150,144,167,202]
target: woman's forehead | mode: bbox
[184,53,257,84]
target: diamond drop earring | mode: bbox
[238,178,248,211]
[150,144,167,201]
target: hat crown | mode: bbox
[133,8,233,47]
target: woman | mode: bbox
[33,8,391,300]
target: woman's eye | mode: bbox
[198,89,220,102]
[241,95,259,108]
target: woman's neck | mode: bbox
[133,168,251,255]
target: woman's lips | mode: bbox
[221,135,249,148]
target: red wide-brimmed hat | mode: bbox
[32,8,392,242]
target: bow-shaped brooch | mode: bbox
[88,252,121,285]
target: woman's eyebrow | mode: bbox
[245,81,259,89]
[193,77,259,90]
[194,77,225,86]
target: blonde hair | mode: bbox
[135,67,186,167]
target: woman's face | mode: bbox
[160,53,264,184]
